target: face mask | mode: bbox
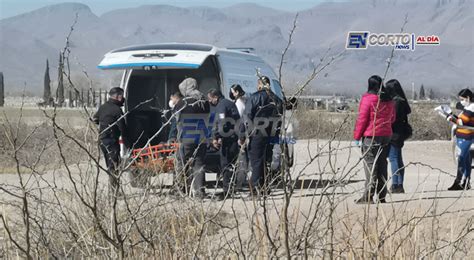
[169,100,175,109]
[118,98,125,107]
[461,100,470,107]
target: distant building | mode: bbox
[298,95,350,111]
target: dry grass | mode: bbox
[0,104,472,259]
[296,102,451,140]
[0,108,97,173]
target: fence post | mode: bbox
[68,90,72,108]
[103,90,108,104]
[80,89,84,107]
[0,72,4,107]
[98,89,102,106]
[75,90,79,108]
[93,90,97,107]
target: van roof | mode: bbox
[98,43,262,70]
[111,43,215,53]
[108,43,259,57]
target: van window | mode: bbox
[125,56,220,148]
[271,80,284,99]
[217,51,283,100]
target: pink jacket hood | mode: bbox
[354,93,395,140]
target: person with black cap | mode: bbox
[92,87,129,198]
[239,76,283,196]
[207,88,241,200]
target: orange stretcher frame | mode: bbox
[131,143,179,173]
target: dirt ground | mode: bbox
[1,139,472,213]
[1,137,473,258]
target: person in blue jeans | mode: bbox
[447,88,474,190]
[386,80,412,193]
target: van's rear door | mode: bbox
[98,44,214,70]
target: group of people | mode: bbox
[93,73,472,202]
[94,76,283,200]
[354,75,472,204]
[167,76,283,199]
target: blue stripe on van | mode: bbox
[97,62,200,69]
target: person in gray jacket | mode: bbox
[173,78,210,199]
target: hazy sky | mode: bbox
[0,0,344,19]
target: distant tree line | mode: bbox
[413,84,436,100]
[39,54,108,108]
[0,55,111,108]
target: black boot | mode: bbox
[461,180,471,190]
[398,184,405,193]
[448,181,463,191]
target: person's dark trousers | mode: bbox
[248,135,271,192]
[388,144,405,187]
[455,137,472,183]
[234,146,249,190]
[220,137,239,194]
[99,138,121,196]
[178,142,207,196]
[361,136,390,201]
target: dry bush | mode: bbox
[1,14,472,259]
[296,102,451,141]
[0,99,472,259]
[0,118,97,174]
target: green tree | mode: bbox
[419,84,426,100]
[428,88,435,100]
[43,59,52,106]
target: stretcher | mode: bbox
[131,143,179,174]
[128,143,179,188]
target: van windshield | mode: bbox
[125,56,220,148]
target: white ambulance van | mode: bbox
[98,43,295,175]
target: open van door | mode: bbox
[97,43,221,151]
[98,44,215,70]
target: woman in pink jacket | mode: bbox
[354,75,395,204]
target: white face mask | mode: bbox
[169,100,175,109]
[461,100,470,107]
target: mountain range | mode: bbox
[0,0,473,96]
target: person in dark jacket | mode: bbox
[239,76,283,196]
[208,89,241,199]
[92,87,128,197]
[166,92,183,143]
[174,78,210,199]
[386,79,412,194]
